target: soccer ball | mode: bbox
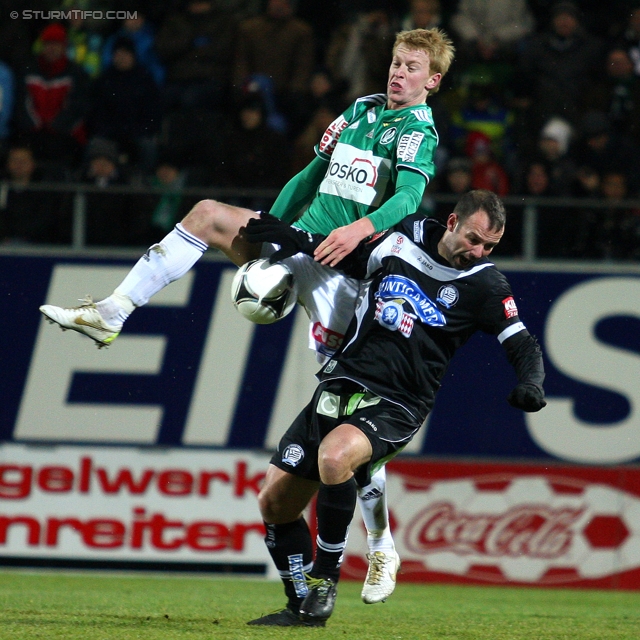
[231,258,297,324]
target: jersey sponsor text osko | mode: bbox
[319,144,391,206]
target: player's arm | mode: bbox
[314,169,426,267]
[269,155,329,224]
[242,212,373,278]
[501,330,547,412]
[480,281,547,413]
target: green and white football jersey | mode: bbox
[296,93,439,235]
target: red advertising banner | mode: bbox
[3,444,640,589]
[342,460,640,589]
[0,444,271,573]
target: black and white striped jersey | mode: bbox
[318,215,544,422]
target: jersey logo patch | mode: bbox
[502,296,519,319]
[375,275,446,326]
[367,109,377,123]
[380,127,397,144]
[437,284,459,309]
[323,360,337,374]
[282,444,305,467]
[375,299,415,337]
[319,115,348,155]
[397,132,425,162]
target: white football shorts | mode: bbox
[262,245,365,362]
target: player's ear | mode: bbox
[426,72,441,91]
[446,213,458,232]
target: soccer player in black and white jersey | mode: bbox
[242,189,547,626]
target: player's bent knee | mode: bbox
[183,199,221,226]
[318,449,353,485]
[181,199,256,253]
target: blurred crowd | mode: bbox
[1,0,640,258]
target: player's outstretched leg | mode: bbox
[357,466,401,604]
[39,222,207,347]
[39,201,259,347]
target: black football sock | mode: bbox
[264,518,314,611]
[312,477,357,582]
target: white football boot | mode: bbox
[39,296,121,348]
[361,549,401,604]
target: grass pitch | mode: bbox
[0,571,639,639]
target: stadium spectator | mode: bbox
[400,0,442,31]
[613,4,640,77]
[440,156,472,196]
[14,22,90,168]
[134,153,194,245]
[233,0,315,136]
[570,110,640,196]
[466,131,510,197]
[64,10,105,79]
[533,116,576,197]
[520,160,570,259]
[592,171,640,260]
[79,138,127,185]
[584,47,640,144]
[515,1,603,144]
[291,103,340,175]
[449,0,534,64]
[516,157,552,257]
[325,7,395,106]
[79,138,135,246]
[156,0,238,112]
[448,82,515,163]
[222,90,292,209]
[294,65,348,142]
[0,144,69,244]
[431,155,472,222]
[102,10,165,86]
[88,36,162,174]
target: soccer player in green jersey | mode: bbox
[40,28,455,609]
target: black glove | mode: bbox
[507,383,547,412]
[243,212,322,263]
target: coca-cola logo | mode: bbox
[405,501,585,559]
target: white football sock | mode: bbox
[95,293,133,327]
[357,467,396,553]
[97,223,208,322]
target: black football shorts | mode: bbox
[270,378,422,486]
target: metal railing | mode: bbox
[2,182,640,263]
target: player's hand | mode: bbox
[507,383,547,412]
[314,218,375,267]
[243,212,320,263]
